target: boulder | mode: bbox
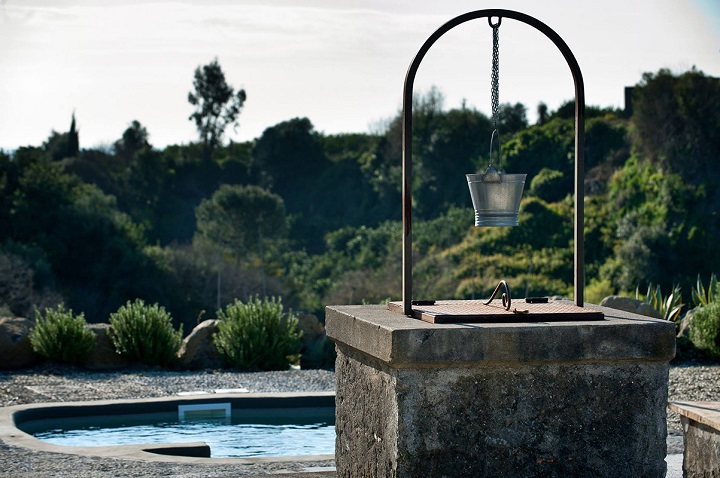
[677,309,695,339]
[0,317,38,369]
[85,323,131,370]
[296,313,332,369]
[178,319,223,370]
[296,313,325,345]
[599,296,663,319]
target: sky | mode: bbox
[1,0,719,151]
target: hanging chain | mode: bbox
[489,17,501,131]
[487,17,502,170]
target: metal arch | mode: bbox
[402,9,586,316]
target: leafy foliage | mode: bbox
[0,251,35,316]
[188,58,247,160]
[497,102,529,134]
[114,120,150,162]
[195,184,286,258]
[635,283,683,322]
[109,299,182,366]
[214,296,301,371]
[528,168,568,203]
[632,69,720,184]
[585,278,614,305]
[599,155,705,293]
[1,67,719,348]
[43,114,79,161]
[29,304,95,365]
[689,302,720,359]
[503,117,574,184]
[252,117,333,251]
[692,273,720,308]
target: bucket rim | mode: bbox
[466,173,526,183]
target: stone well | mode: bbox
[326,301,675,478]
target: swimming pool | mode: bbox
[3,392,336,463]
[21,406,335,458]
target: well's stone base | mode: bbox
[328,303,675,478]
[336,344,668,478]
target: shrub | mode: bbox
[29,304,95,365]
[689,302,720,359]
[214,296,301,371]
[585,278,614,305]
[692,273,720,308]
[109,299,182,367]
[528,168,568,203]
[635,283,683,322]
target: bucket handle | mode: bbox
[489,128,502,172]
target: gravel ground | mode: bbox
[668,362,720,431]
[0,367,336,408]
[1,361,718,477]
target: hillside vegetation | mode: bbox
[1,68,718,331]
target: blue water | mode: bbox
[23,407,335,458]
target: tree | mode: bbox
[43,113,80,162]
[497,102,528,135]
[537,102,548,125]
[68,113,79,158]
[528,168,568,203]
[0,252,34,316]
[502,117,574,182]
[0,151,13,239]
[252,118,329,250]
[253,117,327,191]
[114,120,150,162]
[195,184,287,300]
[631,68,720,184]
[415,105,491,217]
[195,184,287,260]
[188,59,247,161]
[362,88,492,219]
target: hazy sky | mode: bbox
[1,0,718,150]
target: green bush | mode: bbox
[214,296,301,371]
[689,302,720,359]
[585,278,614,305]
[108,299,182,367]
[528,168,568,203]
[29,304,95,365]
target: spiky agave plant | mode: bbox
[636,283,683,322]
[692,273,720,308]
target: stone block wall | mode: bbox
[335,344,668,477]
[328,303,675,478]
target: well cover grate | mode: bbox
[387,299,604,324]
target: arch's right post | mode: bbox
[574,75,585,306]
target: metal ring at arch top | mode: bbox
[401,9,586,316]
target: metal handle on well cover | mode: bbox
[484,280,512,311]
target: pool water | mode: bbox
[21,406,335,458]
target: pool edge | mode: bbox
[0,391,336,465]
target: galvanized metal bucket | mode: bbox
[466,168,526,226]
[467,128,526,226]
